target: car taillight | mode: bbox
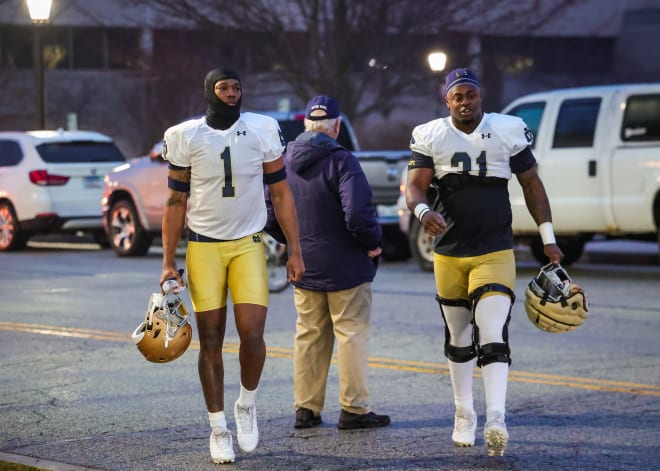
[29,170,70,186]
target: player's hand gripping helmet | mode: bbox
[524,263,588,333]
[131,280,192,363]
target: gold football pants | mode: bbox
[186,233,269,312]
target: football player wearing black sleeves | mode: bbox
[160,66,304,464]
[405,68,563,457]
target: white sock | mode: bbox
[448,359,475,416]
[209,411,227,433]
[442,305,476,416]
[483,362,508,422]
[237,383,258,407]
[474,295,511,423]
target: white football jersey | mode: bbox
[410,112,532,180]
[163,113,285,240]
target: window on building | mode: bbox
[506,101,545,149]
[0,26,33,68]
[107,28,140,69]
[622,94,660,141]
[73,28,105,69]
[41,27,70,69]
[552,98,601,148]
[0,26,141,70]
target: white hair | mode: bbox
[304,117,339,135]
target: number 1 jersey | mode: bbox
[164,113,285,240]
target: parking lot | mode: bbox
[1,239,659,471]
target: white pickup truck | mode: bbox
[399,83,660,270]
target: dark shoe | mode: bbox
[295,408,322,429]
[337,410,391,430]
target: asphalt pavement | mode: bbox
[1,238,659,471]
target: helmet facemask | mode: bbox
[528,263,572,304]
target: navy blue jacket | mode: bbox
[284,131,382,291]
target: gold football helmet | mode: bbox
[132,290,192,363]
[524,263,588,333]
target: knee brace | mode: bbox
[469,283,516,309]
[468,284,515,367]
[477,342,511,367]
[436,295,476,363]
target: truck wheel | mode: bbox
[0,201,28,251]
[529,235,585,267]
[381,225,411,261]
[409,218,434,272]
[108,199,152,256]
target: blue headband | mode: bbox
[444,68,480,95]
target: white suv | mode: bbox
[0,130,127,251]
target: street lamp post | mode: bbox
[427,51,447,117]
[27,0,52,130]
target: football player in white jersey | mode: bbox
[159,67,304,464]
[406,68,563,456]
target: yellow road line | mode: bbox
[2,321,658,397]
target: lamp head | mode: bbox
[27,0,52,23]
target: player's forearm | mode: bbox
[522,177,553,226]
[271,191,302,256]
[162,198,187,268]
[405,168,434,212]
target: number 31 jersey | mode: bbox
[410,112,533,180]
[163,113,285,241]
[409,112,535,257]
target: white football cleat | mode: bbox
[234,400,259,453]
[484,412,509,456]
[452,411,477,447]
[210,430,235,464]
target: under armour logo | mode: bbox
[481,133,491,139]
[253,234,261,243]
[237,131,247,136]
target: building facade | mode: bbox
[0,0,658,156]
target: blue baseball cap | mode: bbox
[305,95,340,120]
[443,68,480,96]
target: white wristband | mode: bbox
[538,222,556,245]
[414,203,431,222]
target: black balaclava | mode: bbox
[204,67,242,130]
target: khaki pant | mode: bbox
[293,283,372,415]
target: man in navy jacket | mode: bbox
[284,95,391,430]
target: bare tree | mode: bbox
[137,0,577,121]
